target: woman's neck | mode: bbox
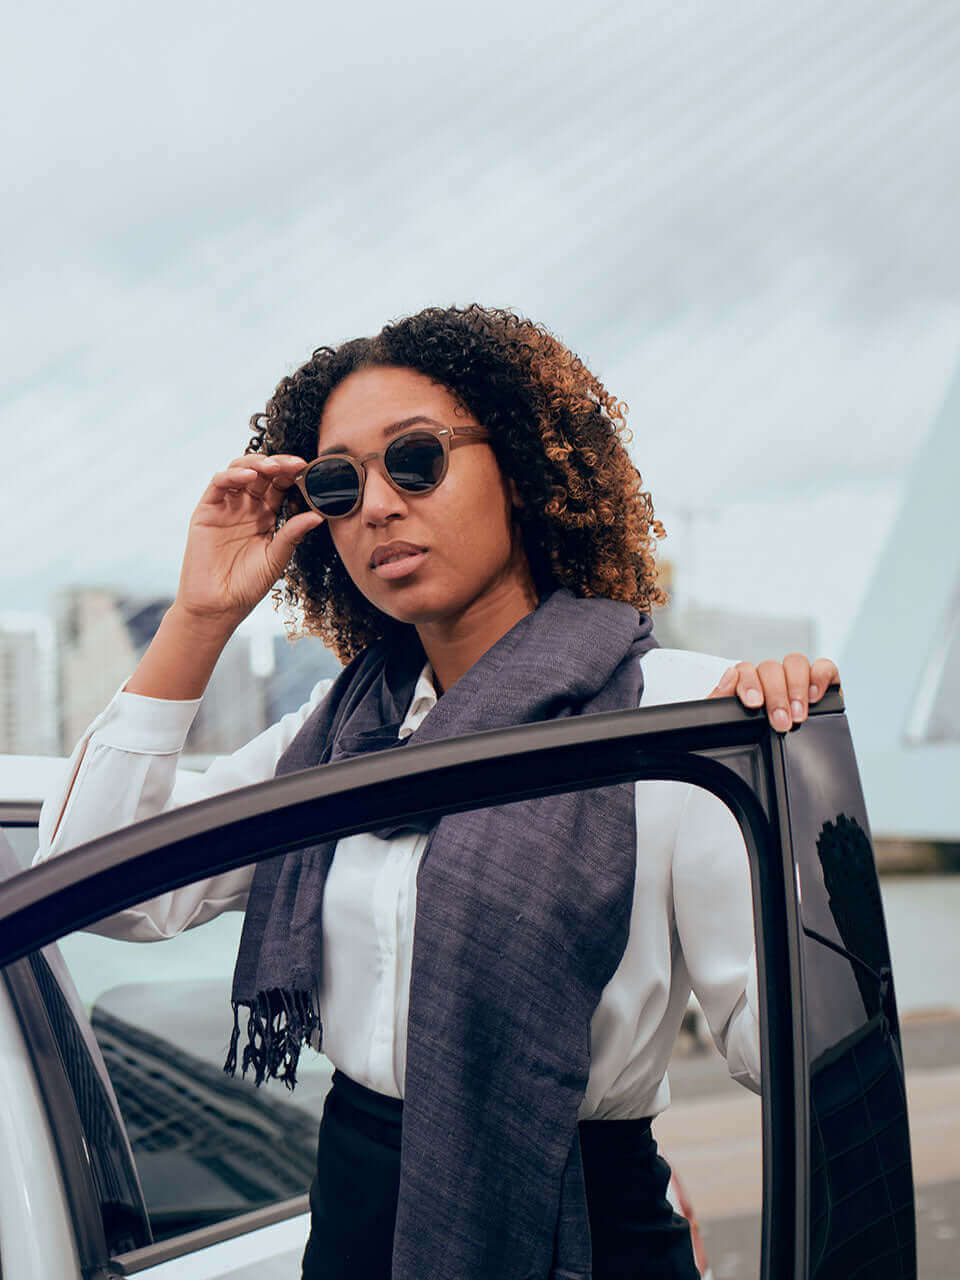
[416,574,539,695]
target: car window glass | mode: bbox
[783,722,914,1279]
[1,821,40,870]
[56,909,329,1243]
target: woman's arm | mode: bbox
[124,453,324,700]
[33,447,329,940]
[44,450,325,847]
[657,649,842,1090]
[671,782,762,1092]
[35,677,333,940]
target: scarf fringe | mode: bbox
[223,988,320,1089]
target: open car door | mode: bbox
[0,690,916,1279]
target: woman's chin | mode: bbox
[361,579,452,629]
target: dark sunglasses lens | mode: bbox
[385,432,445,492]
[303,458,360,516]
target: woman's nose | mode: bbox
[361,460,408,525]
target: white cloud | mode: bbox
[2,0,959,656]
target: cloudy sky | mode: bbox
[3,0,959,656]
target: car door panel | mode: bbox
[0,693,917,1280]
[783,717,914,1278]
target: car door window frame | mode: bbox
[0,691,913,1279]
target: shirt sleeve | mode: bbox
[35,677,334,941]
[672,782,762,1092]
[641,646,761,1092]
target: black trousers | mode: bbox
[301,1071,700,1280]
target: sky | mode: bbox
[3,0,959,658]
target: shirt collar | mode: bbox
[398,662,438,739]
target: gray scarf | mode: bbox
[227,589,656,1279]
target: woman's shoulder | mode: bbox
[638,647,736,707]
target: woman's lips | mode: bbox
[369,547,428,580]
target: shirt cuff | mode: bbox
[92,687,202,755]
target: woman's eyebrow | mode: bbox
[318,415,446,457]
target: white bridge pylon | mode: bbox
[841,359,960,839]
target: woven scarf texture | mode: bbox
[227,588,657,1279]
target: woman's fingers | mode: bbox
[711,665,740,697]
[175,456,316,622]
[707,662,765,712]
[708,660,790,730]
[809,658,840,701]
[755,661,792,732]
[202,467,262,504]
[227,454,306,476]
[267,510,326,572]
[202,455,307,509]
[199,454,323,577]
[243,454,308,510]
[782,651,814,722]
[260,456,311,512]
[708,655,842,732]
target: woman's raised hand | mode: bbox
[124,455,324,701]
[175,454,325,629]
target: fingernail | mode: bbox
[791,700,805,721]
[809,684,818,700]
[772,708,790,732]
[745,688,763,707]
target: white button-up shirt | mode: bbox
[36,647,761,1118]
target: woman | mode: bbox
[39,305,838,1279]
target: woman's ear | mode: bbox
[508,478,524,510]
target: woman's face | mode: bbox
[316,365,532,634]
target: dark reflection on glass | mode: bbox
[90,1000,318,1238]
[784,718,915,1279]
[808,1017,913,1279]
[814,814,889,1021]
[28,949,152,1253]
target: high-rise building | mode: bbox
[53,589,341,763]
[182,621,342,760]
[184,632,268,757]
[0,614,57,756]
[56,588,141,753]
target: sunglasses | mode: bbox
[293,424,491,519]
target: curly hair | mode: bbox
[247,304,666,661]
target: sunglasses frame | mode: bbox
[293,424,491,519]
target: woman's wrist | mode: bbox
[166,598,249,646]
[124,603,241,700]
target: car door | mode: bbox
[0,690,916,1280]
